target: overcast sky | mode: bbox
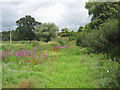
[0,0,91,31]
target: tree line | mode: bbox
[1,15,85,42]
[1,2,119,59]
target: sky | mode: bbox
[0,0,92,31]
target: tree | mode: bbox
[12,30,19,41]
[16,15,41,41]
[61,28,70,37]
[69,30,77,41]
[2,31,9,41]
[85,2,118,30]
[77,26,84,32]
[61,28,69,33]
[34,22,59,42]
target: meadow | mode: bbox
[1,1,119,89]
[1,39,119,88]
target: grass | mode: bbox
[2,54,99,88]
[1,40,119,88]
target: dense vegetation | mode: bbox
[35,23,59,42]
[77,2,119,59]
[1,2,119,88]
[1,40,119,88]
[16,15,41,41]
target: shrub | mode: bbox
[57,40,65,46]
[101,19,118,44]
[76,18,119,56]
[80,48,88,54]
[76,31,108,53]
[85,30,108,53]
[100,19,119,58]
[76,32,87,47]
[96,55,119,88]
[69,36,76,41]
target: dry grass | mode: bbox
[15,79,34,88]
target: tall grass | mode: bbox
[1,41,119,88]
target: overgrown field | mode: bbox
[1,41,119,88]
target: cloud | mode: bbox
[55,1,90,30]
[1,0,91,31]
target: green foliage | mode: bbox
[100,19,118,43]
[16,15,41,41]
[77,30,108,53]
[61,28,69,33]
[35,22,59,42]
[67,30,77,41]
[85,2,118,30]
[60,46,88,55]
[2,41,119,88]
[77,2,119,59]
[96,55,119,88]
[1,2,120,88]
[85,2,118,20]
[100,19,119,58]
[77,26,84,32]
[119,2,120,31]
[12,31,19,41]
[76,32,87,47]
[77,18,119,59]
[2,31,10,41]
[84,23,92,33]
[57,40,65,46]
[69,36,76,41]
[58,29,77,40]
[1,30,19,41]
[57,32,61,36]
[60,28,70,37]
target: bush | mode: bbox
[57,40,65,46]
[76,18,119,56]
[100,19,119,58]
[69,36,76,41]
[96,55,119,88]
[76,32,87,47]
[77,31,108,53]
[86,30,108,53]
[101,19,118,43]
